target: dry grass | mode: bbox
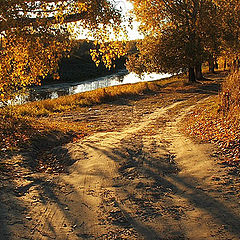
[0,75,185,152]
[219,71,240,116]
[9,75,183,117]
[185,71,240,169]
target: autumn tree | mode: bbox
[0,0,124,102]
[127,0,223,82]
[215,0,240,69]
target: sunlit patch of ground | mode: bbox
[0,71,229,173]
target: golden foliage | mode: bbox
[90,41,126,69]
[0,31,72,101]
[0,0,124,101]
[128,0,239,82]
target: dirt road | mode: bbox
[1,76,240,239]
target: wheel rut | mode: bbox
[1,95,240,240]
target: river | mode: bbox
[7,70,172,105]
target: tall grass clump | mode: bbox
[13,80,168,117]
[219,71,240,117]
[185,70,240,166]
[0,79,163,151]
[0,75,186,153]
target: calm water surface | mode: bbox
[6,70,172,105]
[29,70,171,101]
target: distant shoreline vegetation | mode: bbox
[42,40,126,85]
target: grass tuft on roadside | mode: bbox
[14,77,182,117]
[185,71,240,170]
[0,75,185,154]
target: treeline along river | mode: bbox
[3,40,171,105]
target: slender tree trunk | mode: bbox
[208,57,215,73]
[224,58,227,71]
[195,63,204,80]
[189,67,196,83]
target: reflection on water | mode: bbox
[29,70,171,102]
[2,70,172,106]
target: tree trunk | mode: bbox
[208,58,215,73]
[224,58,227,71]
[195,63,204,80]
[189,67,196,83]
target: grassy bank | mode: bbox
[0,75,185,153]
[185,71,240,171]
[15,76,183,117]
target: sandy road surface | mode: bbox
[1,77,240,239]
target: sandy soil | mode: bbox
[1,73,240,239]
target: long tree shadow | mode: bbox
[87,133,240,239]
[0,179,25,240]
[3,135,239,239]
[86,140,186,239]
[0,70,232,239]
[2,142,157,239]
[0,143,96,239]
[170,174,240,236]
[175,81,222,95]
